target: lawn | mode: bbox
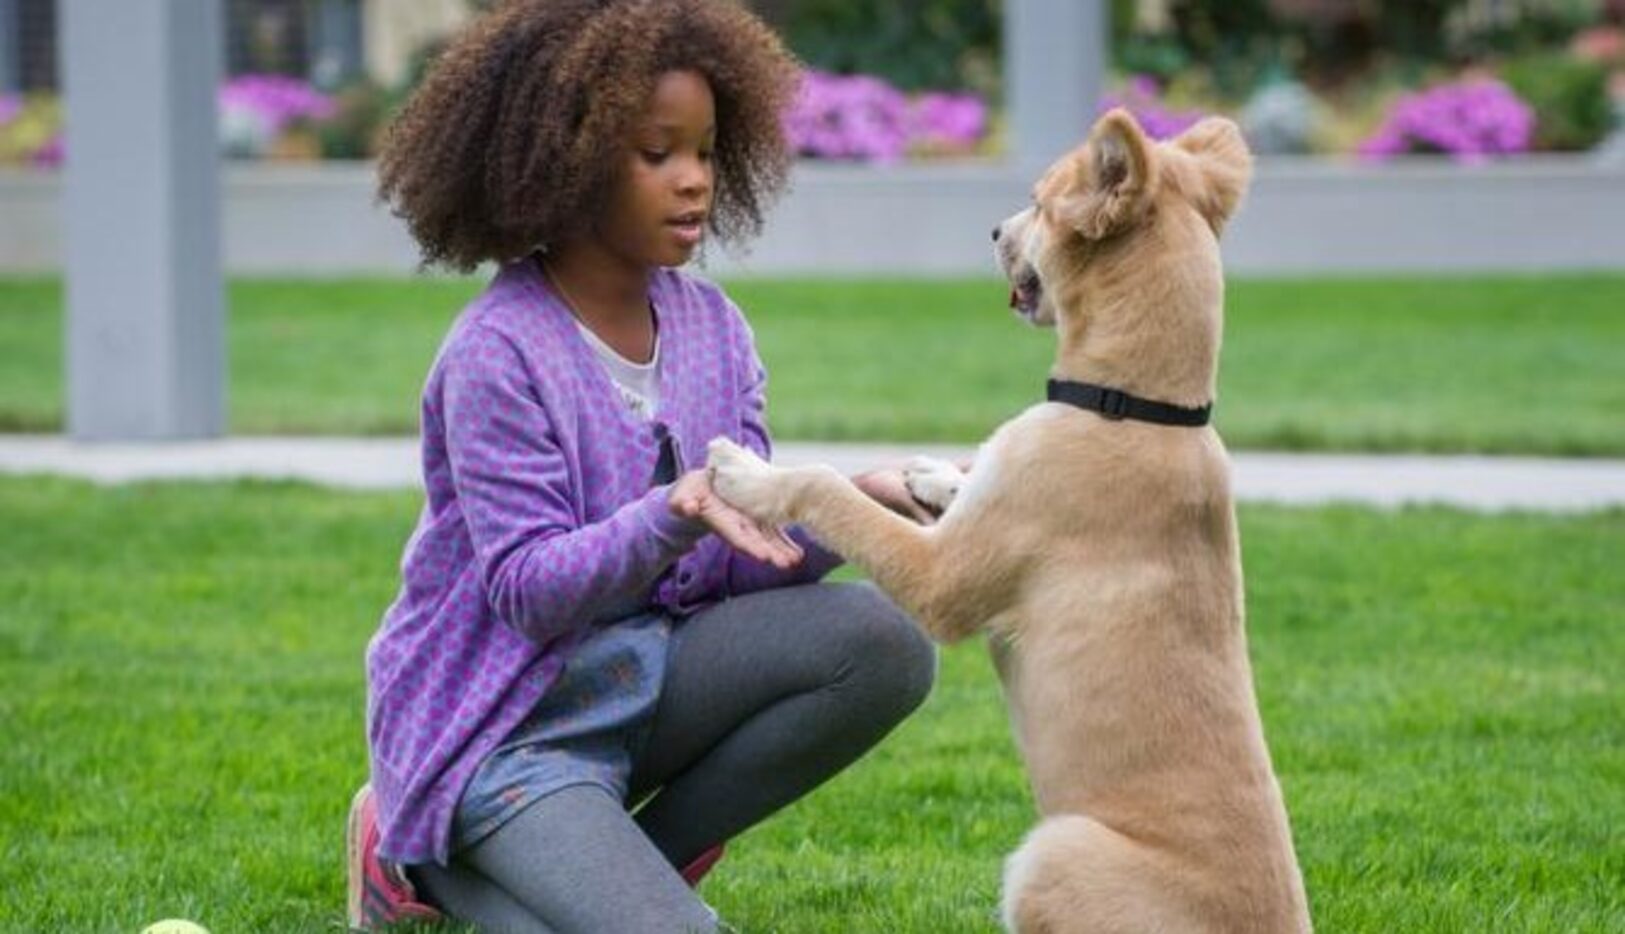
[1,274,1622,455]
[0,476,1620,931]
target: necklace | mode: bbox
[541,258,657,365]
[540,258,589,327]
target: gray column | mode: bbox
[61,0,224,440]
[1006,0,1107,170]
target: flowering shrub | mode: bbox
[0,93,62,167]
[3,76,347,167]
[783,69,987,163]
[1097,75,1206,140]
[1358,79,1535,163]
[219,75,336,133]
[218,75,337,158]
[784,71,910,161]
[909,90,988,153]
[32,134,63,168]
[313,80,397,159]
[1569,25,1625,68]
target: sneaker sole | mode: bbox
[345,783,371,929]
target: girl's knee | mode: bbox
[830,583,937,712]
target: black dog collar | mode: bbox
[1046,378,1212,427]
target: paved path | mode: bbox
[2,435,1622,513]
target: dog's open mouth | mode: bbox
[1009,271,1043,322]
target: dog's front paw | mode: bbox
[904,456,964,513]
[706,438,793,523]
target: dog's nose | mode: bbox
[990,225,1001,243]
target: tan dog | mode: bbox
[707,108,1310,933]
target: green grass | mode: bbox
[1,274,1622,454]
[0,476,1620,931]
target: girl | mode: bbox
[346,1,937,931]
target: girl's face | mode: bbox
[599,69,717,269]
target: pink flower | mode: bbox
[784,70,911,162]
[1097,75,1206,141]
[1570,26,1625,66]
[31,133,63,168]
[910,92,987,151]
[218,74,336,135]
[783,70,988,162]
[1359,79,1534,163]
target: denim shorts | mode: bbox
[451,613,671,852]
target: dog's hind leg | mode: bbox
[1002,814,1199,934]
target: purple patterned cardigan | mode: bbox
[366,259,841,864]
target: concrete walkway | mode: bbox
[2,435,1623,513]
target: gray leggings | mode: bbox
[409,582,936,933]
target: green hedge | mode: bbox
[1502,53,1614,152]
[768,0,1000,94]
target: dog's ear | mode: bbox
[1055,108,1156,240]
[1172,117,1252,235]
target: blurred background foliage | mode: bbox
[1,0,1621,163]
[758,0,1622,157]
[756,0,1618,98]
[790,0,1621,159]
[754,0,1001,97]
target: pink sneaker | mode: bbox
[680,842,725,887]
[346,784,443,929]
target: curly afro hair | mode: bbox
[377,0,802,272]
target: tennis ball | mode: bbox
[141,922,210,934]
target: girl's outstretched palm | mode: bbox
[669,469,804,569]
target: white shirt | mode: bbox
[575,320,661,420]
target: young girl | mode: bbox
[346,2,938,930]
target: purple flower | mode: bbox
[1098,75,1206,140]
[784,70,912,162]
[0,94,62,167]
[1358,79,1534,163]
[218,74,336,136]
[783,71,989,162]
[909,91,988,151]
[31,132,63,168]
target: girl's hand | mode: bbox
[853,467,939,524]
[669,469,805,569]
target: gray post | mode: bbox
[61,0,224,440]
[1006,0,1107,170]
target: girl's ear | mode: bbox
[1172,117,1252,235]
[1056,108,1156,240]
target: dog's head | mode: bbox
[993,108,1251,334]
